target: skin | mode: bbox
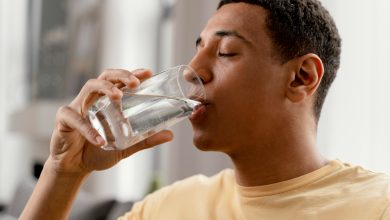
[21,3,327,219]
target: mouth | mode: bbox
[189,97,210,122]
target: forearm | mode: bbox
[20,158,89,220]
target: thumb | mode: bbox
[119,130,174,159]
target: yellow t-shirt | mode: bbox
[119,160,390,220]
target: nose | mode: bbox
[188,49,213,85]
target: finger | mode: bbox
[98,69,141,88]
[131,69,153,82]
[120,130,173,159]
[70,79,123,116]
[56,106,105,146]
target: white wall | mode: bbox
[318,0,390,173]
[0,0,30,203]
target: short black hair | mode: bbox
[218,0,342,121]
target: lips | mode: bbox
[189,102,208,122]
[188,94,210,122]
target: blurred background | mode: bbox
[0,0,390,218]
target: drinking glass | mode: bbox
[88,65,205,150]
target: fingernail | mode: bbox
[96,136,105,145]
[129,80,139,88]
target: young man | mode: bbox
[21,0,390,219]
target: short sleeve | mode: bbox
[117,200,146,220]
[117,190,164,220]
[117,183,174,220]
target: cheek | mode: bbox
[214,77,277,128]
[212,67,258,110]
[213,83,257,129]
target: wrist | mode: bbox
[44,156,91,181]
[20,157,90,220]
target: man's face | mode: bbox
[189,3,287,153]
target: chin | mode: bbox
[192,131,216,151]
[191,121,235,153]
[192,136,210,151]
[192,130,231,153]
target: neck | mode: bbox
[229,118,327,187]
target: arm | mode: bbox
[20,159,88,220]
[20,69,173,220]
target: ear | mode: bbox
[286,53,324,103]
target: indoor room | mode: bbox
[1,0,390,219]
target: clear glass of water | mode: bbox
[88,65,205,150]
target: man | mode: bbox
[21,0,390,219]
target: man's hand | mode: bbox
[20,69,173,220]
[49,68,173,175]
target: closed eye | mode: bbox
[218,52,238,57]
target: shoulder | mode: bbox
[120,169,235,219]
[325,160,390,190]
[314,160,390,218]
[315,160,390,197]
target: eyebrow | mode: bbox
[196,30,252,48]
